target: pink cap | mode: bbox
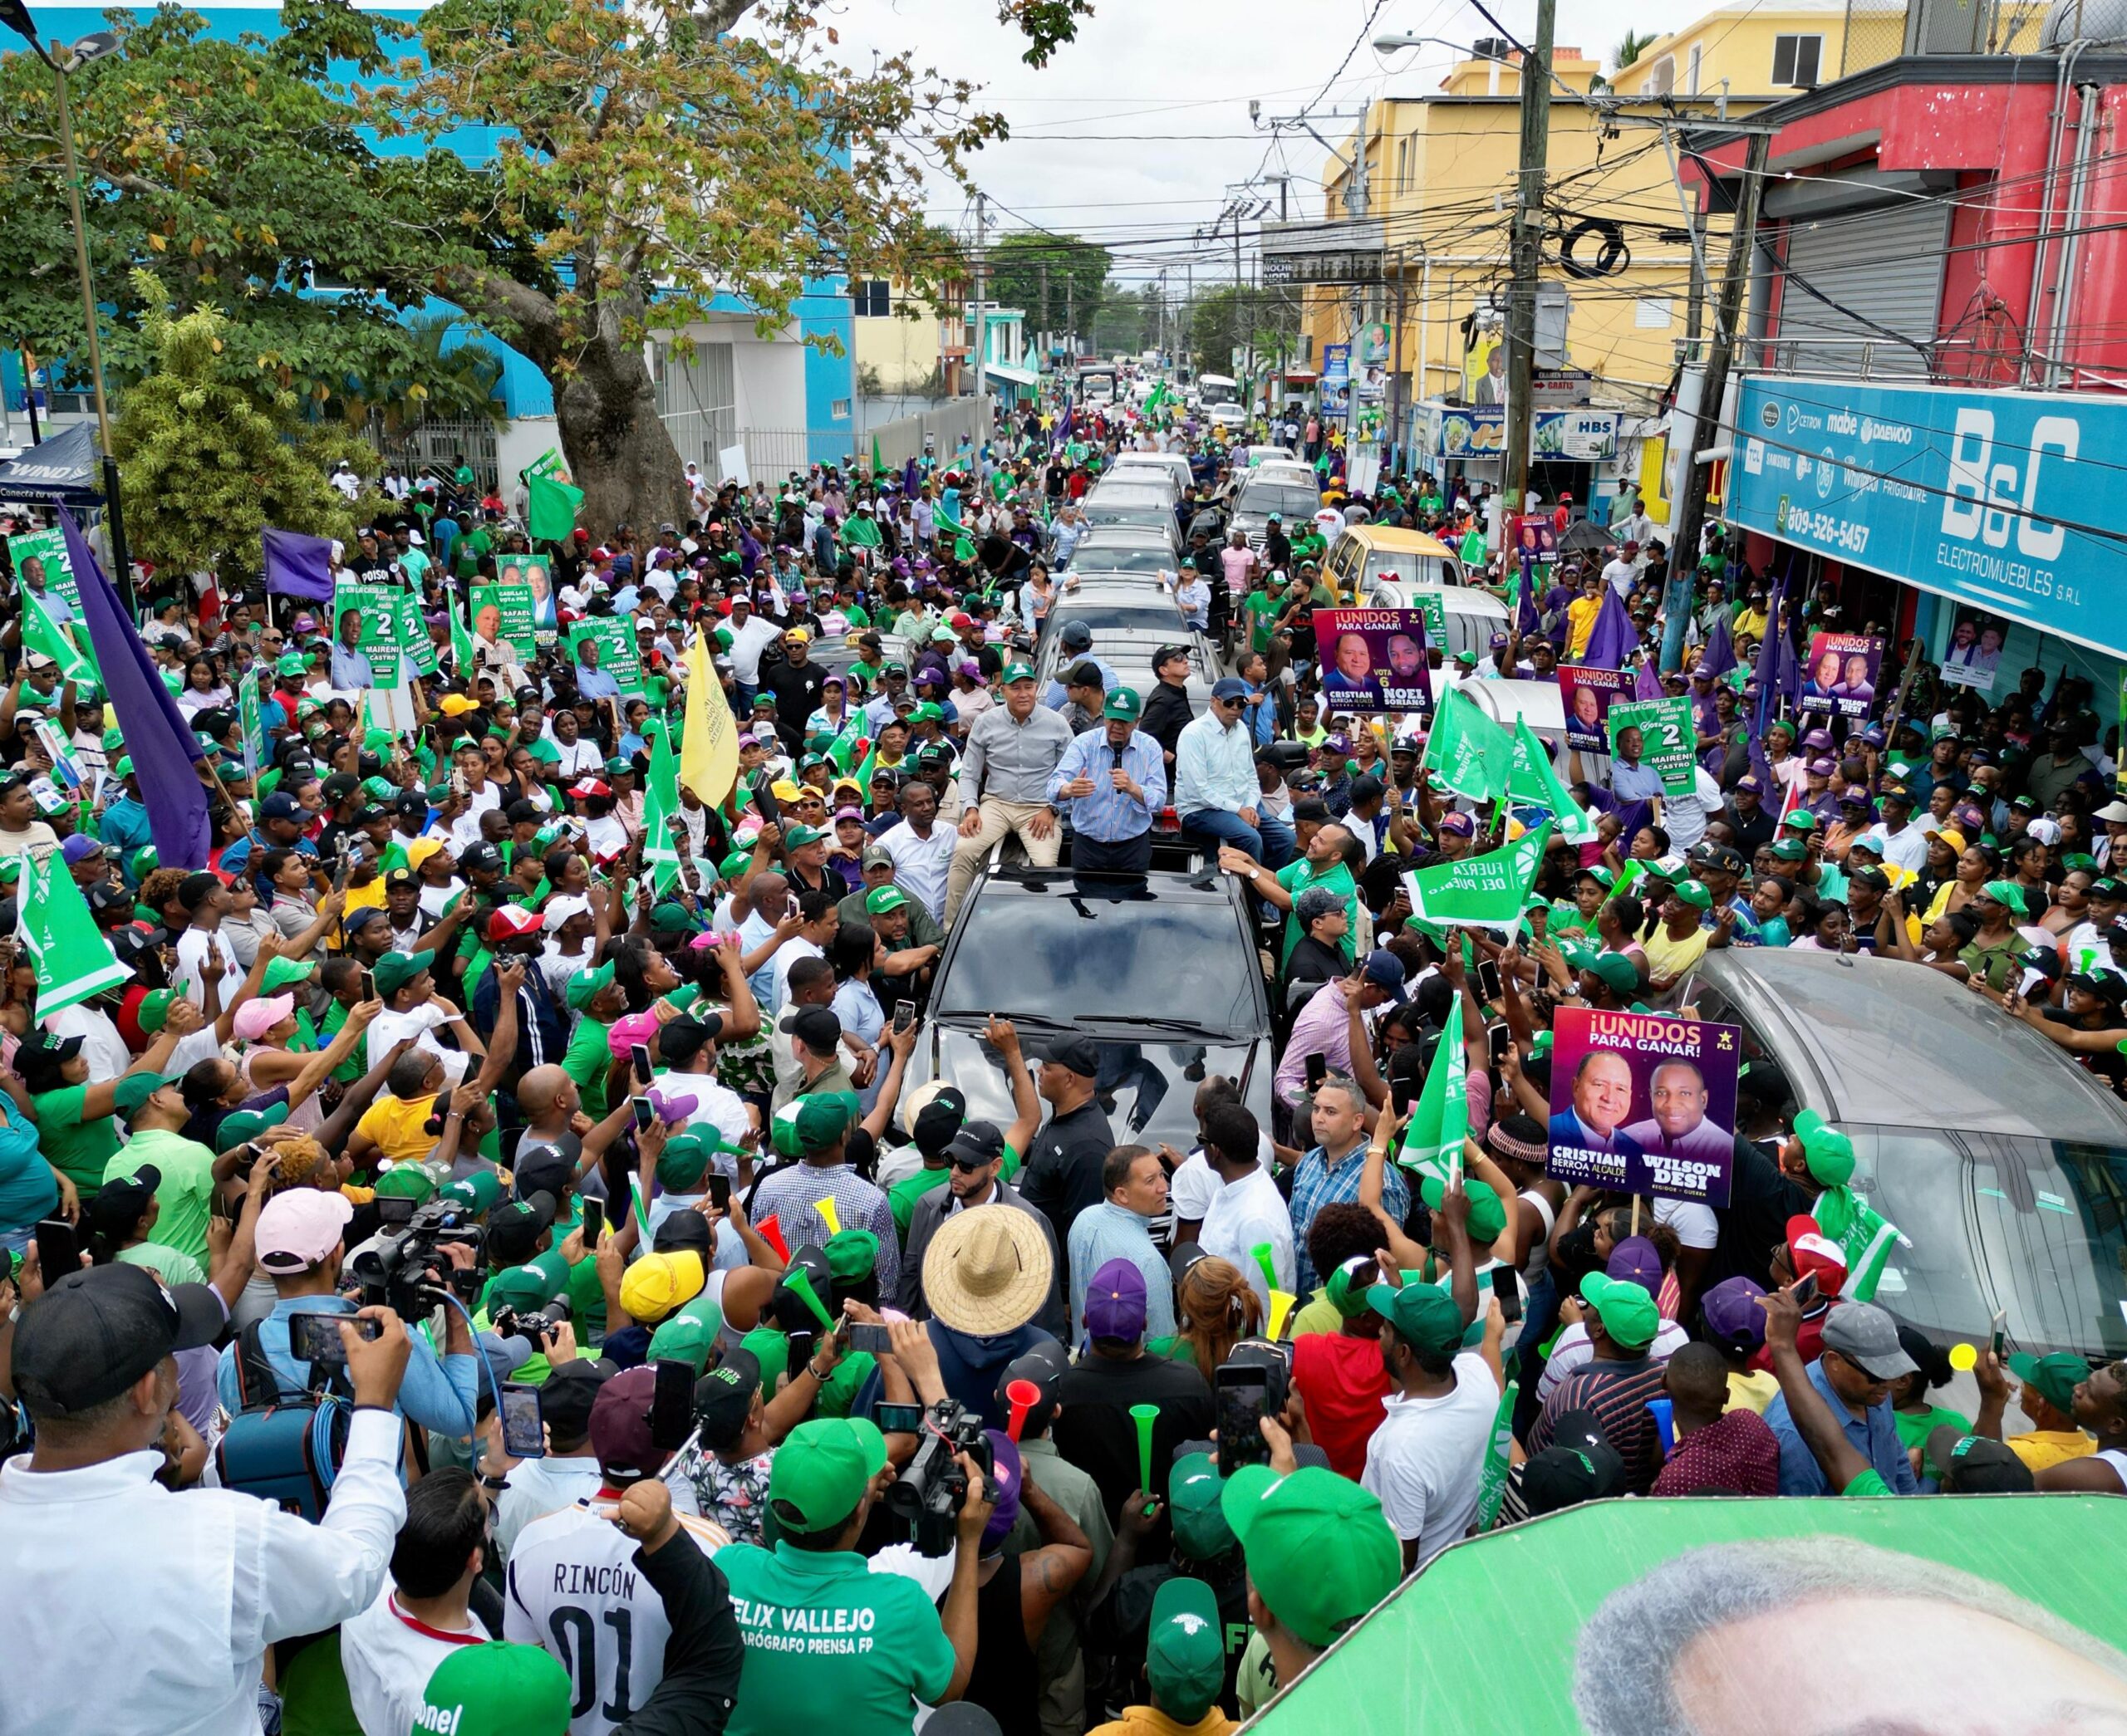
[607,1008,663,1061]
[256,1189,354,1273]
[233,993,296,1042]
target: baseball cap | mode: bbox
[565,959,618,1013]
[2007,1350,2088,1415]
[588,1365,670,1479]
[620,1250,705,1326]
[1578,1270,1660,1350]
[1041,1035,1100,1079]
[1103,688,1141,721]
[111,1069,182,1119]
[1360,948,1407,1004]
[1699,1276,1768,1356]
[538,1357,618,1440]
[1924,1425,2036,1493]
[12,1263,226,1415]
[1791,1109,1855,1186]
[1167,1450,1237,1560]
[371,950,435,998]
[864,884,908,917]
[1367,1280,1465,1356]
[1219,1464,1401,1649]
[256,1191,356,1274]
[1146,1578,1226,1722]
[768,1415,890,1534]
[513,1140,579,1203]
[1819,1301,1918,1380]
[1417,1171,1508,1243]
[1605,1235,1663,1292]
[486,904,545,943]
[407,1640,573,1736]
[1786,1214,1850,1296]
[1520,1408,1625,1515]
[1210,677,1249,702]
[694,1346,764,1448]
[1084,1257,1149,1342]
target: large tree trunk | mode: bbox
[553,334,691,541]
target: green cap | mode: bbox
[1671,878,1712,910]
[825,1228,880,1283]
[906,701,946,724]
[130,846,159,880]
[113,756,136,780]
[135,989,178,1036]
[1322,1255,1378,1320]
[486,1265,555,1313]
[101,725,125,752]
[2007,1351,2085,1415]
[1167,1451,1235,1560]
[1791,1108,1855,1186]
[1579,1271,1660,1350]
[277,653,308,677]
[1001,661,1036,684]
[409,1640,573,1736]
[371,949,435,998]
[793,1091,859,1155]
[719,849,755,882]
[604,756,635,777]
[648,1309,722,1375]
[1219,1464,1401,1649]
[1980,878,2029,918]
[1587,953,1640,998]
[373,1164,437,1203]
[1102,688,1142,721]
[1367,1279,1466,1356]
[649,900,693,934]
[1781,810,1817,833]
[741,1324,791,1391]
[441,1170,504,1214]
[782,823,828,850]
[767,1416,889,1534]
[219,1103,292,1147]
[656,1132,713,1191]
[261,956,317,993]
[112,1071,182,1120]
[1417,1172,1508,1244]
[1146,1577,1227,1722]
[565,959,617,1013]
[864,885,907,916]
[1770,836,1808,861]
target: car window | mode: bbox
[1353,549,1457,592]
[939,890,1259,1036]
[1070,547,1175,576]
[1049,603,1184,639]
[1235,483,1322,521]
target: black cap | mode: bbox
[1042,1035,1100,1080]
[538,1358,617,1439]
[513,1144,578,1204]
[1520,1409,1623,1515]
[460,842,504,875]
[488,1191,559,1265]
[911,1085,968,1158]
[994,1341,1068,1436]
[110,924,169,965]
[654,1209,715,1262]
[946,1120,1005,1170]
[21,1028,85,1066]
[86,1165,161,1240]
[694,1347,763,1449]
[13,1264,225,1415]
[657,1014,723,1067]
[788,1006,841,1057]
[86,884,133,919]
[1925,1425,2036,1493]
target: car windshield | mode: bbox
[1358,549,1458,591]
[1083,503,1172,529]
[1071,547,1175,576]
[1048,601,1183,640]
[1863,1125,2127,1360]
[1235,482,1321,521]
[937,886,1258,1037]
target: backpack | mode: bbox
[212,1321,351,1521]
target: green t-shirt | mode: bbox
[33,1085,120,1198]
[1244,591,1280,655]
[562,1013,616,1120]
[1275,857,1358,969]
[106,1129,220,1268]
[320,1001,366,1084]
[720,1540,958,1736]
[117,1238,208,1287]
[1893,1400,1972,1485]
[888,1166,948,1242]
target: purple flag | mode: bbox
[1578,588,1638,670]
[1700,613,1736,680]
[902,454,921,498]
[1752,579,1789,738]
[1515,555,1540,635]
[1633,654,1664,700]
[62,508,211,869]
[261,525,335,603]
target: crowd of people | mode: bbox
[1,388,2124,1736]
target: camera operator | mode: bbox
[215,1189,481,1443]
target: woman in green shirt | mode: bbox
[17,1018,190,1202]
[1889,1328,1972,1489]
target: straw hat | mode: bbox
[923,1205,1054,1336]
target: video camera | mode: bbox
[348,1196,485,1316]
[882,1398,995,1557]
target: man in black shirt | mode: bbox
[1284,886,1351,999]
[1137,647,1196,776]
[1017,1036,1114,1287]
[761,627,827,755]
[1262,515,1291,574]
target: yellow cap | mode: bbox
[619,1249,705,1325]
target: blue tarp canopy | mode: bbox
[0,423,106,505]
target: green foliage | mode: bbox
[1187,286,1302,379]
[987,233,1110,338]
[111,272,361,586]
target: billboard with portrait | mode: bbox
[1940,603,2010,693]
[1558,666,1632,753]
[499,552,557,642]
[1544,1005,1739,1205]
[1317,607,1433,715]
[1798,631,1883,720]
[469,579,538,660]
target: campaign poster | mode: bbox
[1544,1005,1739,1206]
[499,552,557,641]
[1799,630,1883,720]
[1605,696,1697,797]
[1559,666,1633,753]
[8,527,82,617]
[1940,603,2009,694]
[394,587,439,678]
[571,616,646,699]
[469,579,537,660]
[1317,607,1433,716]
[332,581,402,688]
[1514,515,1556,561]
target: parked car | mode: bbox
[1080,484,1183,553]
[1323,524,1466,601]
[1230,475,1329,554]
[1040,579,1193,646]
[1106,452,1191,497]
[1065,527,1184,579]
[1684,948,2127,1366]
[909,866,1275,1150]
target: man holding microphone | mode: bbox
[1049,689,1168,887]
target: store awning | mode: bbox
[982,361,1039,388]
[0,422,105,505]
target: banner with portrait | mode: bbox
[1317,607,1433,715]
[1559,666,1633,753]
[1605,696,1697,797]
[1545,1006,1739,1205]
[499,552,558,642]
[1940,603,2010,694]
[469,579,538,660]
[570,616,647,699]
[332,581,403,689]
[1798,631,1883,720]
[8,527,83,616]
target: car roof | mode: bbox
[1699,949,2127,1140]
[1452,678,1564,731]
[1338,525,1455,557]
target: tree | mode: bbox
[111,272,361,587]
[1188,285,1301,380]
[986,232,1110,344]
[1594,29,1662,88]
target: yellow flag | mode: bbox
[680,631,739,807]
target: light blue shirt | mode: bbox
[1174,711,1259,816]
[1764,1356,1919,1497]
[574,664,621,702]
[1066,1201,1176,1346]
[1042,656,1122,712]
[215,1294,480,1447]
[1048,727,1167,842]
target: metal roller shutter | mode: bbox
[1775,201,1949,378]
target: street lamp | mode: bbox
[0,10,134,609]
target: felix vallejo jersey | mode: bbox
[505,1499,732,1736]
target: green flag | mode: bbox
[21,586,94,687]
[639,718,684,895]
[1403,820,1553,929]
[528,471,585,542]
[1421,686,1515,802]
[448,596,479,679]
[239,679,267,782]
[16,848,130,1019]
[1506,717,1597,842]
[1397,998,1467,1177]
[1473,1374,1520,1531]
[871,434,886,476]
[1812,1184,1903,1303]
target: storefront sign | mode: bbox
[1427,405,1619,461]
[1730,376,2125,659]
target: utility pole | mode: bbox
[1501,0,1555,525]
[1039,259,1050,361]
[1683,210,1707,354]
[1065,275,1075,364]
[1666,129,1771,671]
[971,193,988,413]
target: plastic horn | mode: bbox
[754,1214,790,1263]
[1646,1396,1675,1458]
[1005,1378,1043,1444]
[783,1264,837,1331]
[1267,1290,1297,1341]
[1130,1403,1159,1499]
[1250,1241,1279,1300]
[815,1195,842,1238]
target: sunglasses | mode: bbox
[950,1153,995,1173]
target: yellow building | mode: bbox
[851,277,958,397]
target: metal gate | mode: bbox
[1768,199,1949,378]
[366,416,502,490]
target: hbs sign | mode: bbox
[1727,377,2126,657]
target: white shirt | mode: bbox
[367,1001,472,1086]
[339,1582,492,1736]
[1196,1163,1296,1317]
[42,1001,131,1085]
[663,1069,754,1172]
[1660,767,1725,856]
[494,1455,607,1562]
[549,736,605,778]
[1864,821,1929,877]
[1361,1353,1497,1567]
[448,784,503,850]
[875,820,955,923]
[505,1500,729,1736]
[0,1407,404,1736]
[725,615,783,684]
[1536,1317,1692,1404]
[174,925,244,1010]
[765,936,825,1018]
[1601,556,1638,599]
